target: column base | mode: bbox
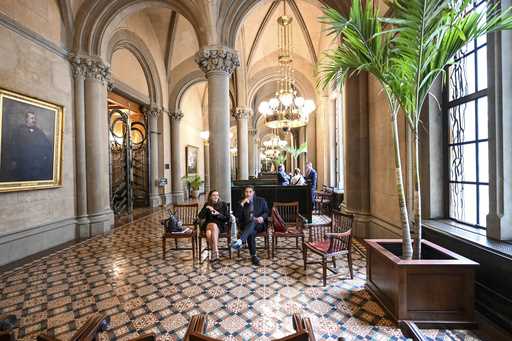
[162,193,173,206]
[340,204,371,238]
[75,216,91,240]
[149,194,162,208]
[87,209,114,236]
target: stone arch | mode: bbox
[168,70,206,113]
[219,0,349,48]
[73,0,207,59]
[106,29,163,108]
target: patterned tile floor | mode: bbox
[0,210,481,341]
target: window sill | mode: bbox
[424,219,512,259]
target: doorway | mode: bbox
[107,93,149,224]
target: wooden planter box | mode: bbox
[365,239,479,328]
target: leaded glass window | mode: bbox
[446,0,489,228]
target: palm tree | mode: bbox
[383,0,512,258]
[284,142,308,170]
[320,0,414,258]
[320,0,512,259]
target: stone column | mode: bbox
[70,56,89,238]
[342,73,370,237]
[81,57,114,235]
[143,106,162,207]
[232,107,251,180]
[203,140,210,193]
[328,97,337,187]
[316,94,329,189]
[169,111,184,202]
[195,46,240,203]
[248,128,257,177]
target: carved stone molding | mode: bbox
[168,111,184,121]
[249,128,257,136]
[195,46,240,76]
[69,54,111,86]
[142,106,162,119]
[232,107,252,120]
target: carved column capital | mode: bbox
[142,105,163,119]
[69,54,111,86]
[232,107,252,120]
[168,111,184,121]
[195,46,240,76]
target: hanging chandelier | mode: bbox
[258,0,315,130]
[262,134,287,159]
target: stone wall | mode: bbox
[367,75,408,238]
[0,8,76,265]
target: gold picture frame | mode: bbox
[0,88,63,192]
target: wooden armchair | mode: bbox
[398,321,427,341]
[162,203,198,260]
[0,314,16,341]
[314,186,334,216]
[303,210,354,286]
[271,202,307,258]
[198,204,232,262]
[184,314,315,341]
[37,314,156,341]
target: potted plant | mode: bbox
[320,0,512,326]
[181,175,203,199]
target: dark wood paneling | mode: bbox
[424,226,512,331]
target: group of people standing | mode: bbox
[277,161,317,189]
[197,161,318,266]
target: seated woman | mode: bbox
[290,168,306,186]
[198,190,229,261]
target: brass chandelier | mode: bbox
[258,0,315,130]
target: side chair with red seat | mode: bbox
[303,210,354,286]
[271,201,307,258]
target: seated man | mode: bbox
[231,185,269,266]
[277,164,290,186]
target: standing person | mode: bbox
[198,190,229,261]
[305,161,318,206]
[277,164,290,186]
[231,186,269,266]
[290,168,306,185]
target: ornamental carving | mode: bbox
[169,111,184,121]
[195,47,240,75]
[69,54,111,85]
[232,107,252,120]
[142,106,162,119]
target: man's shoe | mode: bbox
[231,239,242,251]
[251,256,260,266]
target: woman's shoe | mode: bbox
[210,252,219,262]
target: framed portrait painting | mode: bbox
[0,88,63,192]
[185,145,199,176]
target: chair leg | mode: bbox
[332,256,337,268]
[175,239,178,249]
[295,237,298,249]
[322,257,327,287]
[272,235,276,258]
[162,238,166,260]
[348,251,354,279]
[266,236,270,259]
[303,246,307,271]
[192,237,196,260]
[228,235,232,259]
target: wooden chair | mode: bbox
[303,210,354,286]
[37,314,156,341]
[271,202,307,258]
[185,314,315,341]
[236,226,271,259]
[398,321,427,341]
[314,186,334,216]
[198,204,232,262]
[162,203,198,260]
[0,314,16,341]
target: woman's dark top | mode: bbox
[198,201,229,233]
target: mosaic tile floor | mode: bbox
[0,210,481,341]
